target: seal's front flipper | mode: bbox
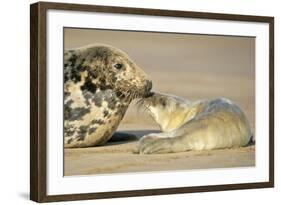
[138,133,174,154]
[109,132,137,142]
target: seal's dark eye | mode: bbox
[114,63,123,70]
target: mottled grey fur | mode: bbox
[64,45,152,148]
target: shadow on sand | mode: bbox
[102,129,160,146]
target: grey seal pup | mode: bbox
[138,92,252,154]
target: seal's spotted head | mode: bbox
[97,45,152,99]
[64,45,152,102]
[63,45,153,147]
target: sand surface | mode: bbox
[64,130,255,176]
[64,29,255,176]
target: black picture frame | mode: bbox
[30,1,274,202]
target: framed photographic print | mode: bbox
[30,1,274,202]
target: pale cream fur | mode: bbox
[139,93,252,154]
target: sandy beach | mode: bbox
[64,130,255,175]
[64,28,255,176]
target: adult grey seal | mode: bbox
[138,92,252,154]
[64,44,152,148]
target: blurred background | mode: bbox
[64,28,255,134]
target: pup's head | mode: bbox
[138,92,189,132]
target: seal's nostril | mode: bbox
[145,80,152,92]
[145,91,155,98]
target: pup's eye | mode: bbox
[114,63,123,70]
[160,99,166,107]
